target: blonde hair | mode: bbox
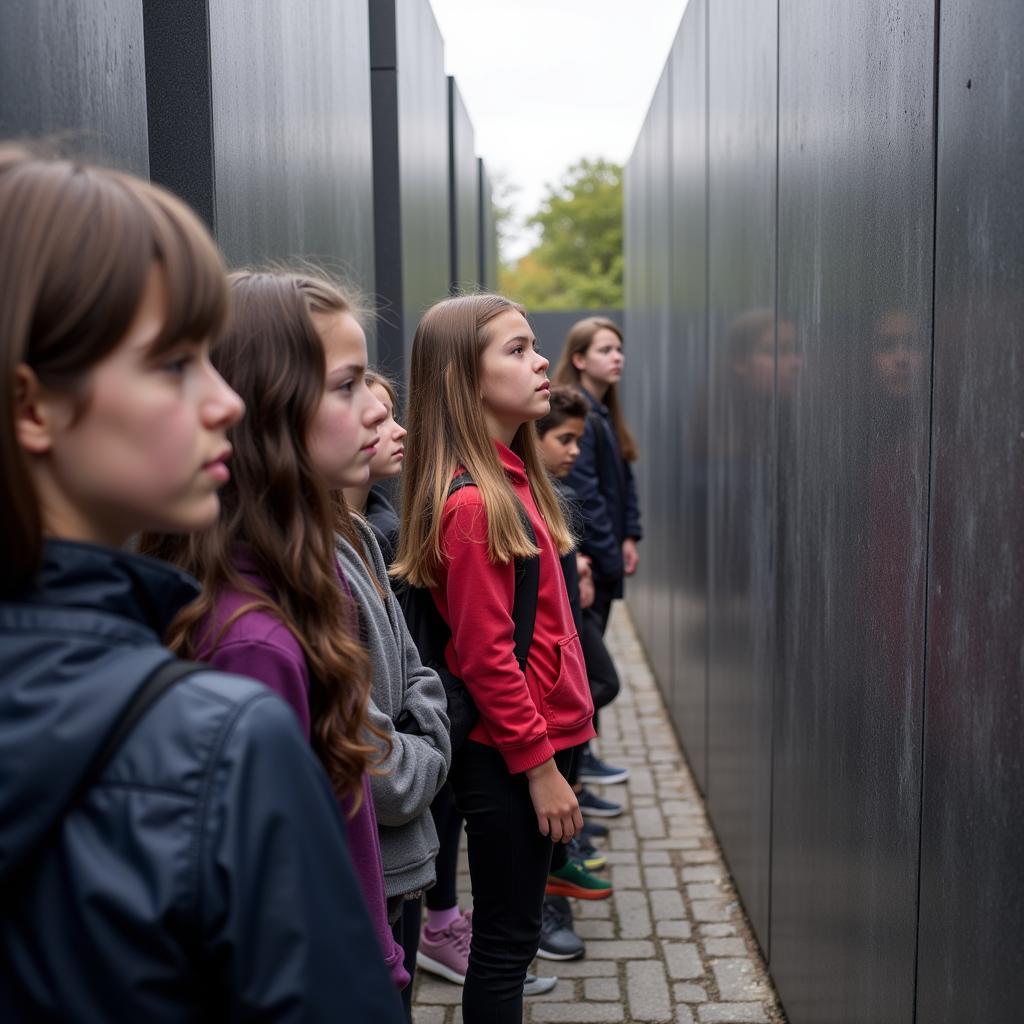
[392,294,573,589]
[552,316,638,461]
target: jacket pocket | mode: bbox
[540,634,593,732]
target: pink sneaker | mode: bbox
[417,910,472,985]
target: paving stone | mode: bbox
[699,923,737,938]
[615,887,654,936]
[644,866,679,889]
[661,800,701,816]
[644,837,701,850]
[626,960,673,1022]
[687,883,722,901]
[650,888,687,921]
[415,978,463,1004]
[642,850,672,865]
[576,918,616,939]
[711,959,765,1002]
[676,1007,696,1024]
[682,849,719,863]
[629,767,655,795]
[696,1003,768,1023]
[673,983,709,1003]
[585,939,657,959]
[657,919,693,939]
[704,938,746,957]
[612,863,642,889]
[531,1004,625,1022]
[663,941,703,980]
[691,899,731,922]
[610,828,638,850]
[528,980,575,1002]
[584,977,622,1001]
[682,866,723,883]
[548,959,619,978]
[412,1007,447,1024]
[577,898,612,919]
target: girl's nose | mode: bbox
[366,392,388,426]
[204,363,245,428]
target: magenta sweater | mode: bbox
[194,555,409,989]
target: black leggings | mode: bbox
[425,780,463,911]
[391,896,421,1021]
[450,741,572,1024]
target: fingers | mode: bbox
[537,813,550,838]
[572,806,585,835]
[549,817,564,844]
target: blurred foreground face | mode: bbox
[539,417,586,478]
[29,264,243,546]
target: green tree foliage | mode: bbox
[500,158,623,310]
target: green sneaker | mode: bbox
[546,857,613,900]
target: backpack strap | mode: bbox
[447,472,539,669]
[87,659,202,790]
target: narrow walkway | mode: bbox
[413,605,786,1023]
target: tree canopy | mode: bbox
[499,158,623,310]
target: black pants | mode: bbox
[580,610,620,734]
[589,579,615,634]
[426,780,463,911]
[391,896,421,1021]
[450,741,572,1024]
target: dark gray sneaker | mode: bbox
[537,895,586,960]
[577,786,623,818]
[578,747,630,785]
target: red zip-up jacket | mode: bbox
[432,442,595,773]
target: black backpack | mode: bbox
[397,474,540,752]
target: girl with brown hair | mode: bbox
[392,293,595,1023]
[552,316,641,796]
[0,146,403,1020]
[141,270,416,991]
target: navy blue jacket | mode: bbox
[0,541,404,1023]
[563,388,643,590]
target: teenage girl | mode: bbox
[552,317,640,794]
[393,294,595,1022]
[336,370,453,1018]
[141,270,413,991]
[552,316,642,629]
[344,374,475,989]
[0,147,403,1020]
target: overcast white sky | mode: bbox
[428,0,690,261]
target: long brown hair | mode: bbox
[0,145,227,598]
[140,271,385,807]
[392,294,573,589]
[552,316,638,461]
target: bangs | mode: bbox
[142,185,228,356]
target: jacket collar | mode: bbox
[580,386,610,417]
[26,539,201,638]
[494,439,528,485]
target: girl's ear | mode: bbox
[14,365,65,455]
[571,351,587,372]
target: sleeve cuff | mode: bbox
[500,736,557,775]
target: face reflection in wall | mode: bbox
[871,309,926,401]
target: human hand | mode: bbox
[525,758,583,842]
[579,575,595,609]
[622,538,639,576]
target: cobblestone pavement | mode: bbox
[413,604,787,1024]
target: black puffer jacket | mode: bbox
[0,541,404,1023]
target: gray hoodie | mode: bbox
[335,517,451,902]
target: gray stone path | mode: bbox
[413,605,786,1024]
